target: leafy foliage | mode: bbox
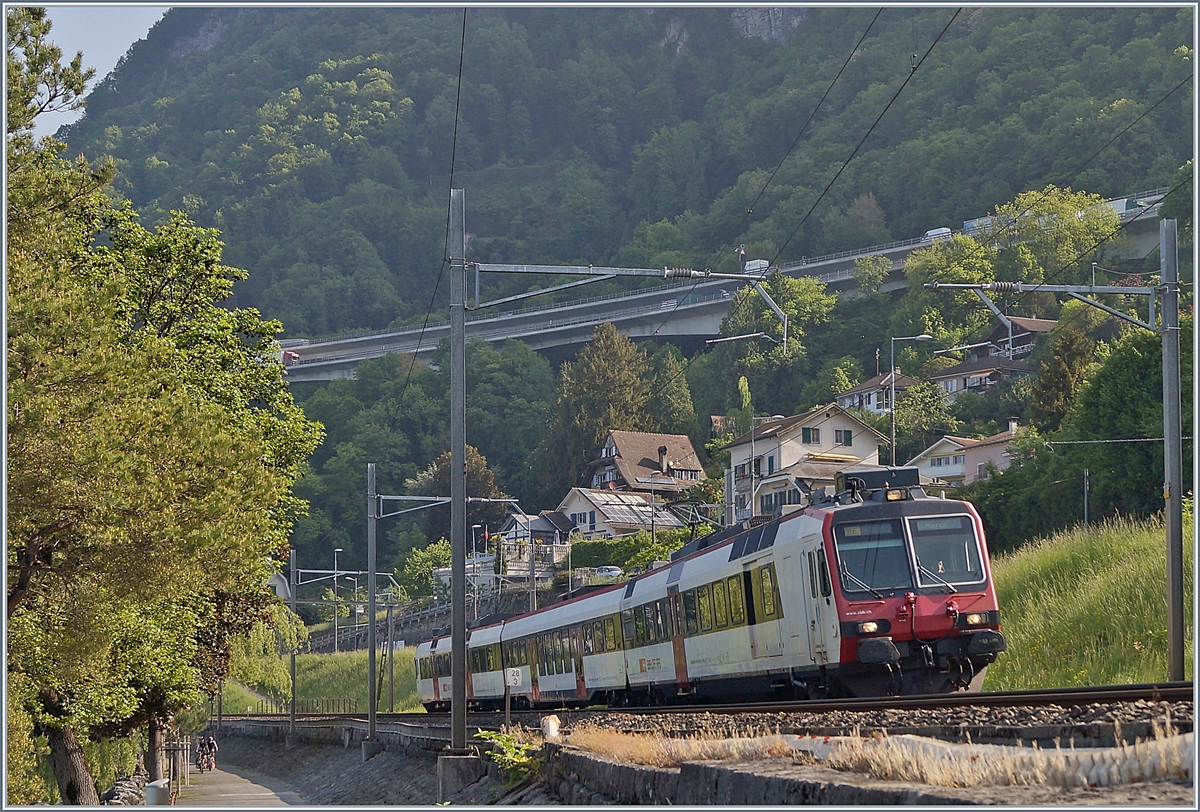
[474,728,544,786]
[6,10,321,801]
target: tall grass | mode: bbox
[986,514,1194,690]
[294,649,421,712]
[215,649,420,713]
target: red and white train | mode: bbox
[416,468,1006,710]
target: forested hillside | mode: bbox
[63,6,1191,338]
[54,5,1193,576]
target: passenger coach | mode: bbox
[417,467,1006,709]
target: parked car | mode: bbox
[595,566,624,578]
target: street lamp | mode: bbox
[889,334,933,466]
[332,547,343,654]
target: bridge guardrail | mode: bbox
[291,188,1167,364]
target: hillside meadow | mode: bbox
[985,512,1195,690]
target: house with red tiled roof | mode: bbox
[585,430,702,497]
[906,419,1025,486]
[926,355,1037,401]
[834,369,921,415]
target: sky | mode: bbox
[36,5,170,137]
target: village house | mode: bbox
[834,369,921,415]
[495,510,575,582]
[585,430,703,498]
[556,487,683,539]
[907,419,1025,486]
[723,403,886,522]
[926,355,1037,401]
[986,316,1057,360]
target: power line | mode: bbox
[394,10,469,407]
[1046,436,1193,446]
[725,8,884,250]
[771,8,962,265]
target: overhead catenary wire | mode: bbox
[394,9,469,408]
[915,71,1193,352]
[724,8,884,251]
[648,9,885,342]
[771,8,962,266]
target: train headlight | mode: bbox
[884,488,907,501]
[857,621,880,634]
[964,612,987,625]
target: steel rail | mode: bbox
[225,681,1192,729]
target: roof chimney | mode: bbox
[1008,418,1019,435]
[658,445,668,473]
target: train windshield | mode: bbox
[833,519,913,594]
[907,515,985,587]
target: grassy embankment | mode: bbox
[221,648,420,714]
[985,513,1194,690]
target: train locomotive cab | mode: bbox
[812,468,1007,696]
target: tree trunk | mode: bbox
[147,720,166,782]
[45,724,99,805]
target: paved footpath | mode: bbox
[173,763,307,806]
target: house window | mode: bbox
[767,455,775,474]
[953,455,965,465]
[801,427,821,444]
[835,429,853,447]
[977,463,990,481]
[941,380,956,393]
[589,510,596,531]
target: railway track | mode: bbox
[224,681,1192,735]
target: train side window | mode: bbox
[633,606,646,644]
[760,564,778,617]
[697,584,714,631]
[582,622,594,654]
[489,645,499,671]
[817,551,832,598]
[670,593,683,637]
[524,638,532,666]
[563,629,573,672]
[592,620,604,652]
[621,609,635,644]
[683,590,698,635]
[604,617,617,651]
[808,551,819,598]
[643,604,657,643]
[727,575,745,624]
[655,599,669,639]
[712,579,729,628]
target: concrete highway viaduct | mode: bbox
[283,190,1166,383]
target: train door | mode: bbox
[570,625,587,699]
[780,554,815,663]
[806,545,834,662]
[746,559,783,658]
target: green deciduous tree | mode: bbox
[851,253,891,294]
[893,380,961,464]
[6,11,322,801]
